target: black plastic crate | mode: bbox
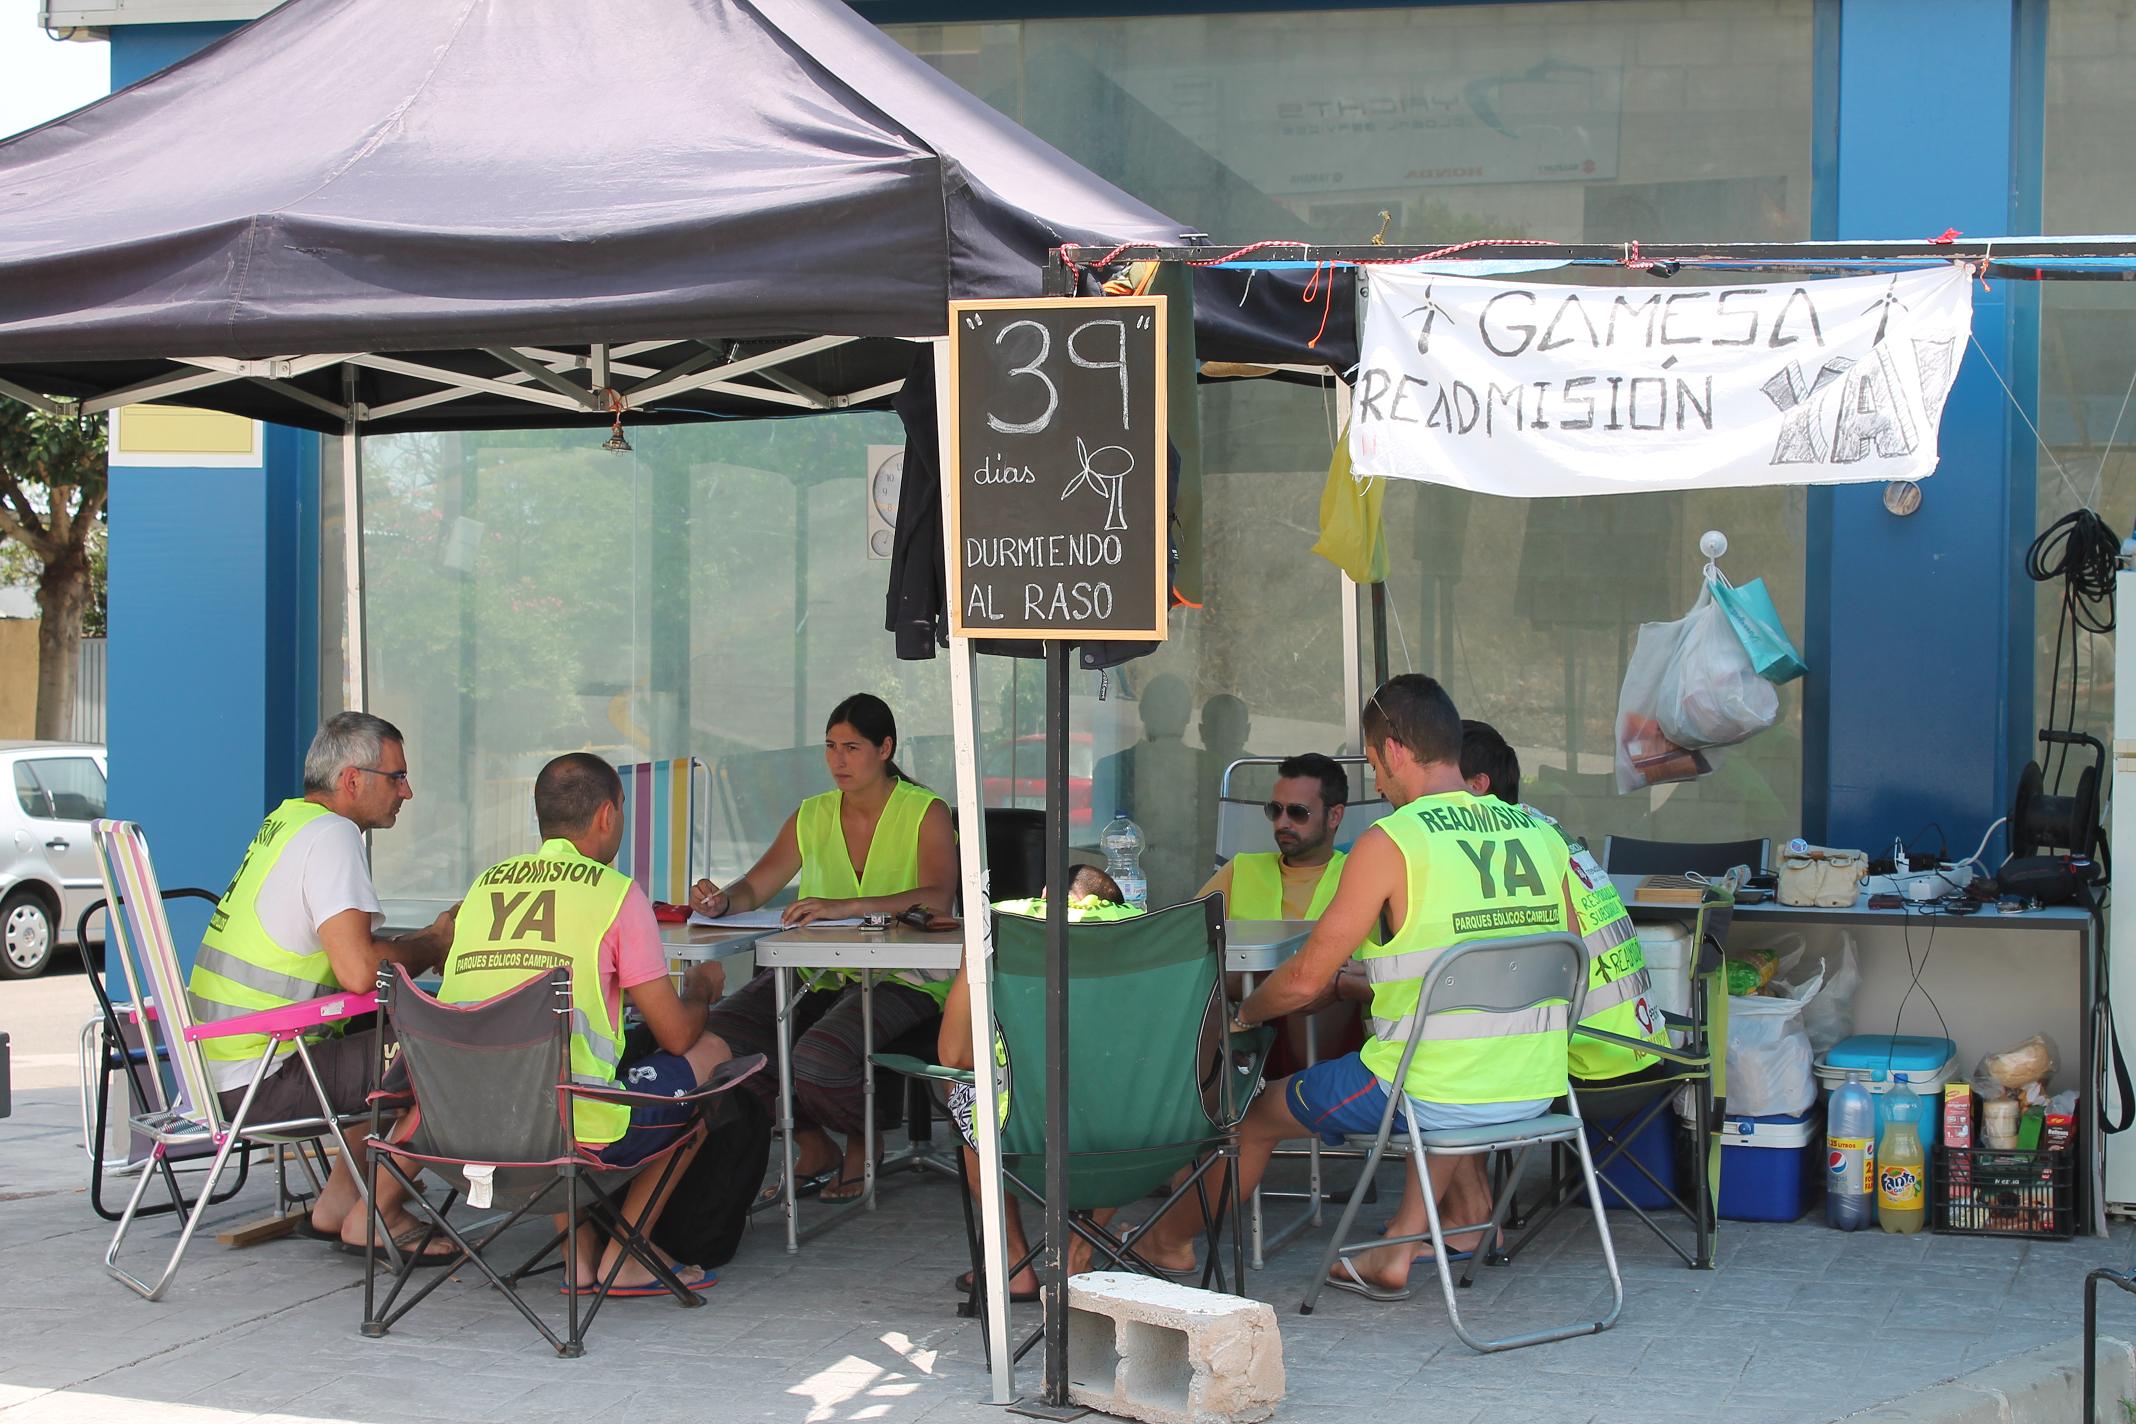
[1932,1144,2073,1239]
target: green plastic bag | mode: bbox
[1310,425,1387,585]
[1712,577,1807,684]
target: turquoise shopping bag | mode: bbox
[1712,577,1807,684]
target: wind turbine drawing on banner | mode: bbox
[1063,436,1135,532]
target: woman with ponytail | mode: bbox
[690,693,955,1202]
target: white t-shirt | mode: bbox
[205,810,383,1093]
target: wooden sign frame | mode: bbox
[944,295,1169,642]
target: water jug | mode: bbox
[1099,811,1148,911]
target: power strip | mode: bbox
[1861,864,1976,902]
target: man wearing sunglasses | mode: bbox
[186,710,458,1260]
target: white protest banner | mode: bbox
[1349,264,1974,497]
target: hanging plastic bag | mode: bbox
[1712,576,1808,684]
[1726,975,1821,1118]
[1310,424,1387,585]
[1614,614,1712,794]
[1656,586,1779,750]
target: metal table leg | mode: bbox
[776,964,799,1254]
[862,970,877,1212]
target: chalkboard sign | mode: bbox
[945,295,1169,641]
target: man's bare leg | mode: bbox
[578,1033,732,1288]
[1340,1151,1494,1290]
[1136,1075,1310,1274]
[313,1118,445,1255]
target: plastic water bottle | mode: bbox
[1100,810,1148,911]
[1826,1070,1877,1231]
[1877,1079,1928,1234]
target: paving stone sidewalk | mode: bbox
[1,1088,2124,1424]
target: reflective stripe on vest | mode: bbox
[795,779,947,1000]
[1356,793,1575,1105]
[1545,822,1666,1080]
[188,799,344,1064]
[442,841,635,1145]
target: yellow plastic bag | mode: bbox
[1311,425,1386,585]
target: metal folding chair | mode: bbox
[360,965,765,1357]
[1300,931,1625,1354]
[92,818,377,1300]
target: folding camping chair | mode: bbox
[1498,889,1735,1271]
[874,895,1271,1364]
[616,757,706,906]
[92,819,376,1300]
[74,890,280,1221]
[1213,755,1389,1262]
[360,965,765,1358]
[1299,931,1625,1355]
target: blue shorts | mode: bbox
[1284,1052,1551,1146]
[587,1050,700,1167]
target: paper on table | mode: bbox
[688,908,865,928]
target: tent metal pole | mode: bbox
[1341,572,1363,752]
[934,337,1016,1405]
[339,369,368,714]
[1040,638,1072,1409]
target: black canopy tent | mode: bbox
[0,0,1352,1407]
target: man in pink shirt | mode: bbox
[442,753,730,1295]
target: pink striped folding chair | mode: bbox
[615,757,703,906]
[92,819,382,1300]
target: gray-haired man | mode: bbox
[187,711,456,1259]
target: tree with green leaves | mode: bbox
[0,406,107,740]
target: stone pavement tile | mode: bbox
[1628,1331,1755,1382]
[1786,1278,1915,1315]
[279,1369,546,1420]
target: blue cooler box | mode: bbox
[1817,1034,1957,1203]
[1708,1110,1818,1221]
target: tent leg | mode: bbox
[340,376,369,713]
[935,334,1015,1407]
[1041,640,1072,1409]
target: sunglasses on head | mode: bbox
[1263,800,1317,823]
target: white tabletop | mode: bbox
[751,918,1317,974]
[382,896,781,959]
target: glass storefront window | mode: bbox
[2036,0,2136,790]
[325,1,1816,900]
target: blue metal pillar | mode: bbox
[1804,0,2039,851]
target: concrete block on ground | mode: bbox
[1066,1272,1283,1424]
[1841,1335,2136,1423]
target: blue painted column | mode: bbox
[1805,0,2038,850]
[105,22,320,963]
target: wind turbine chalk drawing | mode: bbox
[1062,436,1134,532]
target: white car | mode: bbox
[0,741,108,979]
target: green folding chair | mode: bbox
[875,895,1271,1362]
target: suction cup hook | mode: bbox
[1699,529,1728,585]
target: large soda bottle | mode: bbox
[1826,1070,1877,1230]
[1877,1079,1928,1234]
[1099,810,1148,911]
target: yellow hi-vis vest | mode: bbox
[1358,792,1575,1105]
[795,778,946,1001]
[441,840,633,1145]
[189,799,344,1067]
[1527,806,1668,1082]
[1228,851,1345,920]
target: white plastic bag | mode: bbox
[1726,986,1818,1118]
[1615,617,1710,794]
[1656,587,1779,750]
[1800,935,1861,1056]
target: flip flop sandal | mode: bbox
[756,1168,837,1207]
[1326,1259,1411,1303]
[954,1269,1039,1304]
[818,1173,872,1204]
[564,1267,717,1299]
[294,1219,339,1243]
[333,1230,460,1267]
